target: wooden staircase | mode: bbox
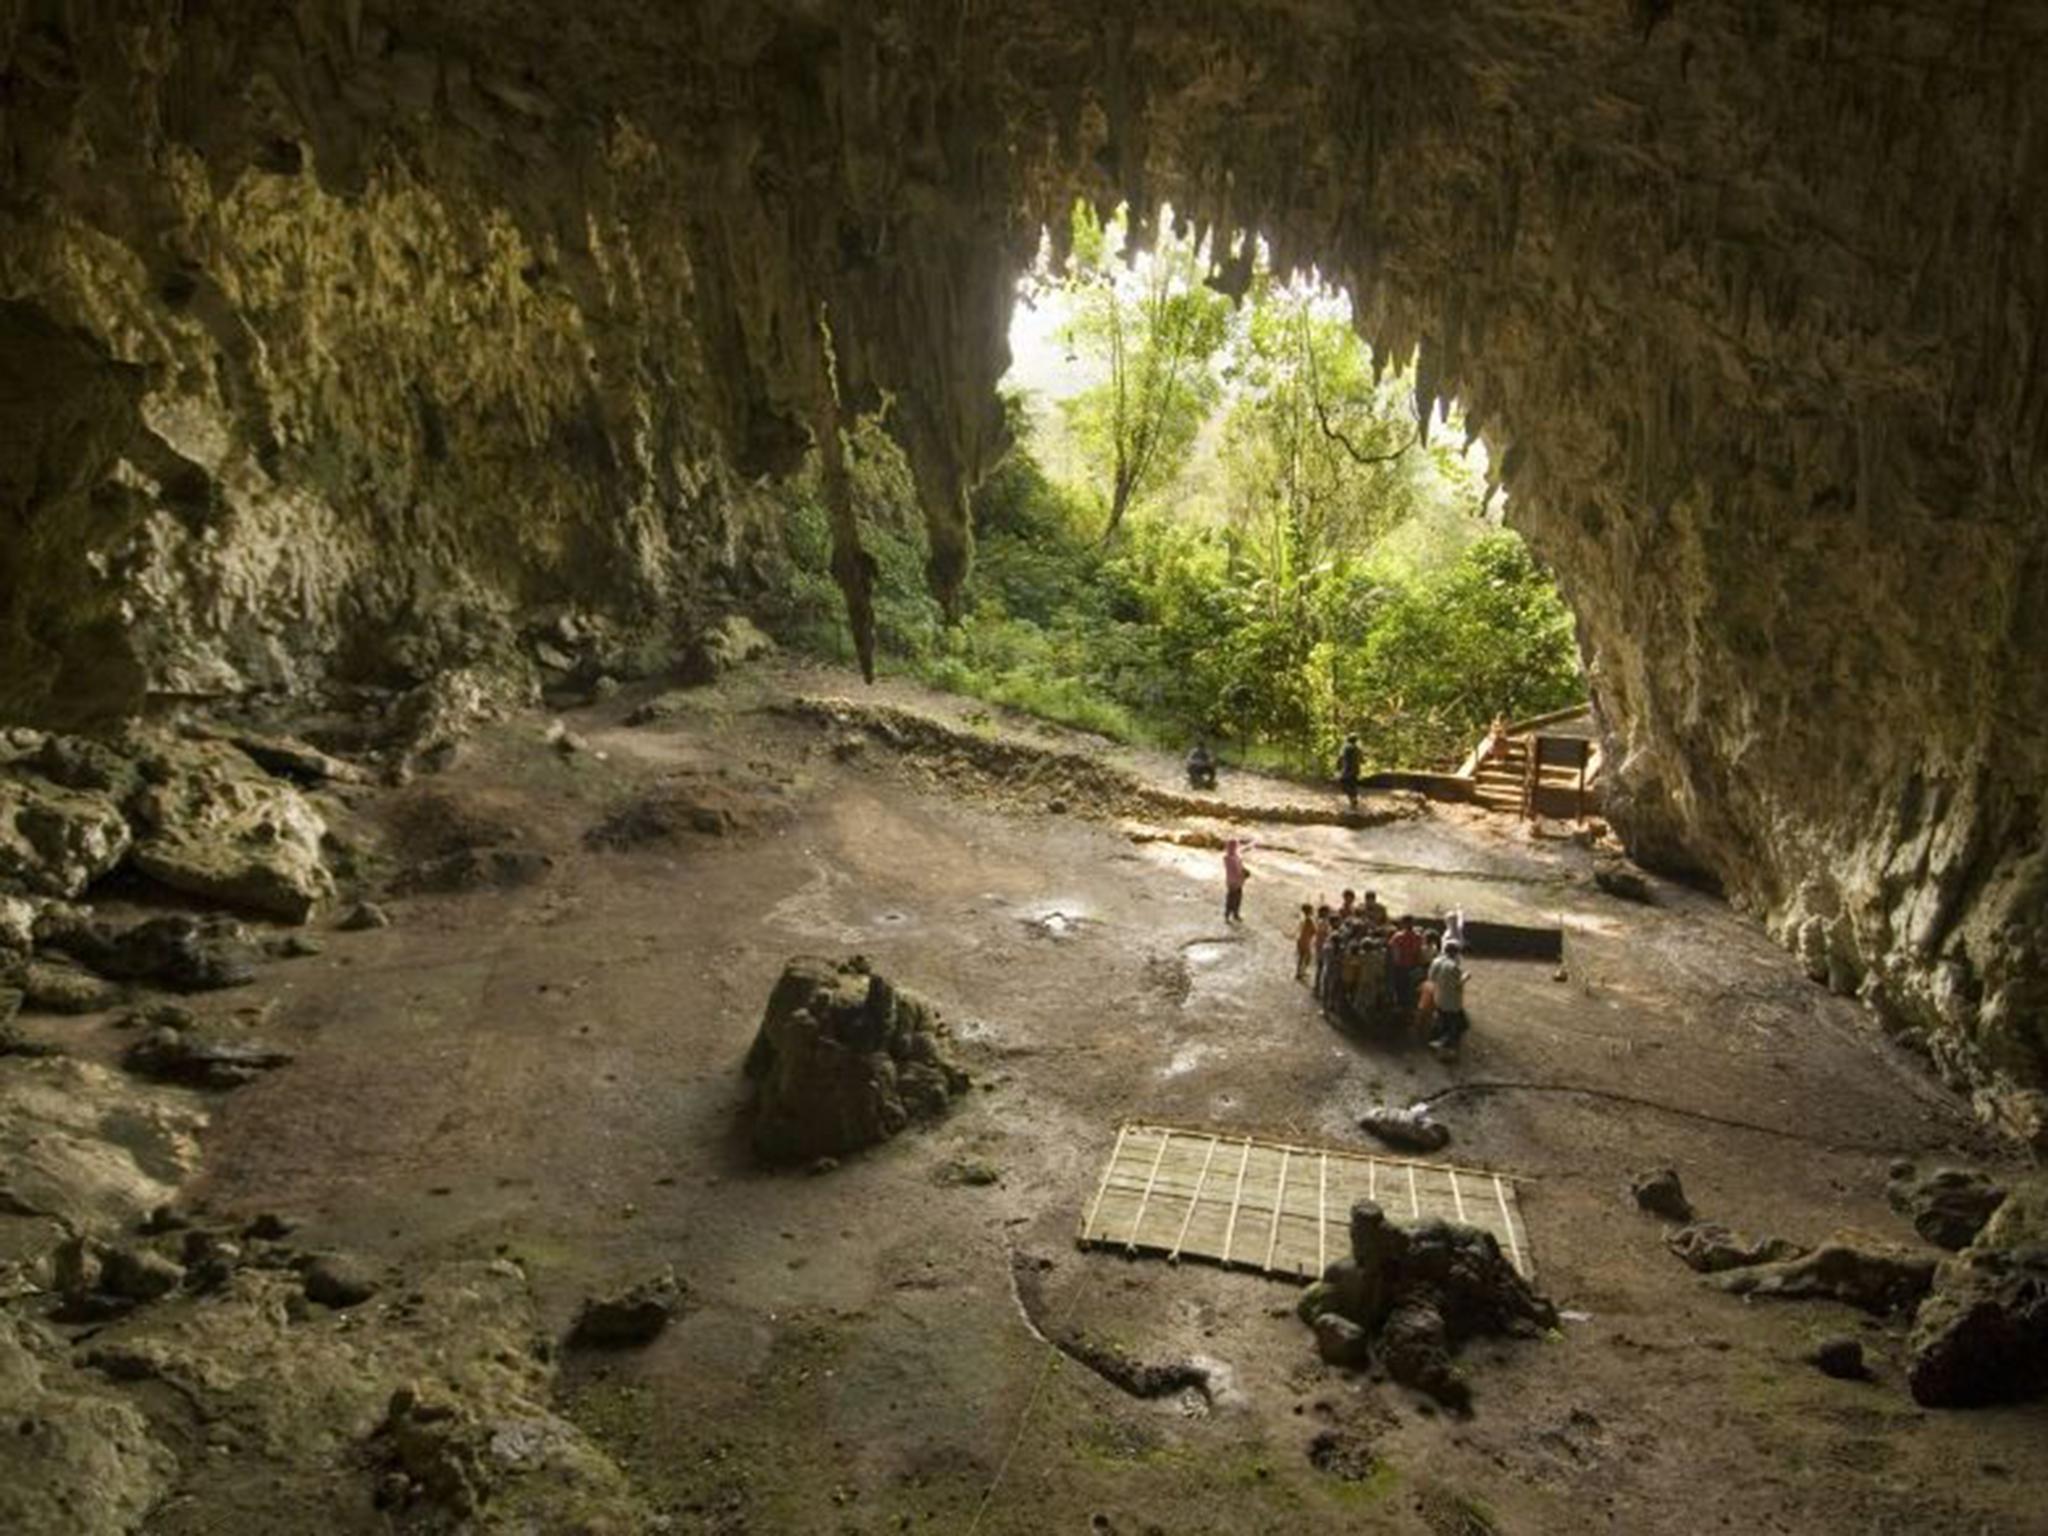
[1468,720,1599,819]
[1471,736,1529,813]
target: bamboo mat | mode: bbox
[1077,1122,1533,1281]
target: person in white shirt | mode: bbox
[1427,940,1470,1054]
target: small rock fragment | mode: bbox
[1886,1163,2008,1252]
[1631,1168,1695,1222]
[1312,1311,1372,1368]
[936,1157,1001,1187]
[1592,857,1656,904]
[101,1246,185,1302]
[1356,1103,1450,1153]
[21,960,122,1015]
[338,901,391,931]
[1665,1223,1808,1273]
[568,1268,684,1347]
[1809,1337,1867,1380]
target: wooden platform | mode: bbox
[1078,1123,1533,1282]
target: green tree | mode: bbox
[1051,204,1231,539]
[1220,277,1425,598]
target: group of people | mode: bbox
[1294,888,1471,1056]
[1218,840,1471,1055]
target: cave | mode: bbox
[2,4,2046,1532]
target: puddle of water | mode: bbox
[1021,898,1095,940]
[766,855,863,944]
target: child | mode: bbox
[1312,905,1334,994]
[1388,915,1427,1012]
[1222,838,1254,923]
[1295,902,1316,981]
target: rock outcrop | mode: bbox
[1,727,335,921]
[1298,1199,1557,1410]
[1887,1162,2010,1253]
[1908,1178,2048,1408]
[743,956,970,1163]
[3,5,2046,1130]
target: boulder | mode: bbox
[678,614,774,684]
[0,893,38,956]
[124,1027,294,1089]
[1297,1200,1556,1409]
[127,739,333,922]
[0,775,131,898]
[0,1058,207,1238]
[567,1268,685,1347]
[21,959,123,1014]
[1714,1240,1938,1315]
[1907,1179,2048,1407]
[0,1311,176,1536]
[337,901,391,932]
[1809,1337,1868,1380]
[1592,856,1656,904]
[1312,1311,1372,1368]
[1379,1297,1469,1410]
[38,912,258,993]
[1356,1103,1451,1153]
[100,1245,185,1303]
[26,735,144,801]
[180,724,367,786]
[389,665,535,770]
[1886,1163,2008,1251]
[743,956,970,1163]
[1631,1167,1695,1222]
[1665,1222,1809,1273]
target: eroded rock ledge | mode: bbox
[2,3,2044,1134]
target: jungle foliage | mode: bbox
[768,206,1583,774]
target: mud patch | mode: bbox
[1307,1427,1383,1482]
[585,769,791,850]
[1415,1482,1502,1536]
[383,784,534,862]
[1143,953,1192,1005]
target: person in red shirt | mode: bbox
[1387,915,1428,1015]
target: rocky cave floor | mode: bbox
[6,656,2046,1535]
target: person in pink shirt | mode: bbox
[1222,837,1255,923]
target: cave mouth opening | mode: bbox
[867,199,1588,779]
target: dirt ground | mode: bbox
[58,658,2043,1534]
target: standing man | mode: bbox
[1427,939,1470,1055]
[1336,733,1364,811]
[1222,838,1254,924]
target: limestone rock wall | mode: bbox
[2,1,2044,1135]
[0,3,776,723]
